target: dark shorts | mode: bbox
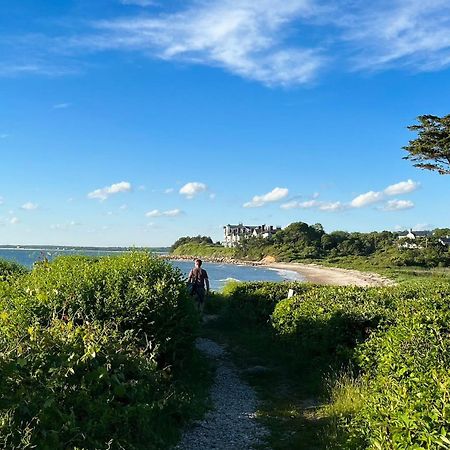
[195,286,206,303]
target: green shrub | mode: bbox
[0,319,184,450]
[343,286,450,449]
[0,252,202,449]
[0,258,27,281]
[222,280,311,324]
[23,252,197,369]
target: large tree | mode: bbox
[403,114,450,175]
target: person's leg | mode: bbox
[196,287,205,315]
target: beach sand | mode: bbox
[266,262,394,287]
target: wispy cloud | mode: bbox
[21,202,39,211]
[281,198,345,212]
[244,187,289,208]
[53,102,71,109]
[3,0,450,84]
[87,181,132,201]
[145,208,183,217]
[10,217,19,225]
[340,0,450,72]
[120,0,157,6]
[50,221,80,230]
[383,199,414,211]
[78,0,326,86]
[179,182,208,199]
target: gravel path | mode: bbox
[176,337,269,450]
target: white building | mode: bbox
[397,228,432,249]
[223,223,281,247]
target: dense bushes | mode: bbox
[0,252,201,449]
[343,285,450,449]
[0,258,27,281]
[171,235,215,252]
[171,243,236,259]
[222,279,450,448]
[222,281,309,324]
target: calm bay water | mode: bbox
[0,248,302,291]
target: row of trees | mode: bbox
[233,221,450,267]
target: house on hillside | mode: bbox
[397,228,432,249]
[438,237,450,247]
[223,223,281,247]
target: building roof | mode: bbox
[397,229,432,237]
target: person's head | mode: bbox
[194,258,202,268]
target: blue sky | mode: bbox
[0,0,449,246]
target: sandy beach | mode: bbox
[266,262,394,287]
[164,255,394,287]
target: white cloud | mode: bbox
[21,202,39,211]
[414,223,432,231]
[179,182,207,199]
[209,193,216,200]
[383,199,414,211]
[164,188,175,194]
[350,179,419,209]
[145,208,183,217]
[280,199,318,210]
[119,204,128,210]
[281,198,345,212]
[83,0,325,87]
[384,179,420,196]
[350,191,384,208]
[50,221,80,230]
[319,201,345,212]
[87,181,132,201]
[3,0,450,85]
[244,187,289,208]
[10,217,19,225]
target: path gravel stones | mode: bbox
[176,337,269,450]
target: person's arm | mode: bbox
[204,271,210,293]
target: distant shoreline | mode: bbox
[163,255,394,287]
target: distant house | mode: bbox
[438,237,450,247]
[223,223,281,247]
[397,228,432,249]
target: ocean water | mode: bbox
[0,248,303,291]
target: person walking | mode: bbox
[188,259,210,314]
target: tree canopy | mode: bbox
[403,114,450,175]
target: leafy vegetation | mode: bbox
[172,222,450,269]
[214,279,450,449]
[0,258,28,281]
[403,113,450,175]
[0,252,209,449]
[172,242,236,259]
[171,235,216,252]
